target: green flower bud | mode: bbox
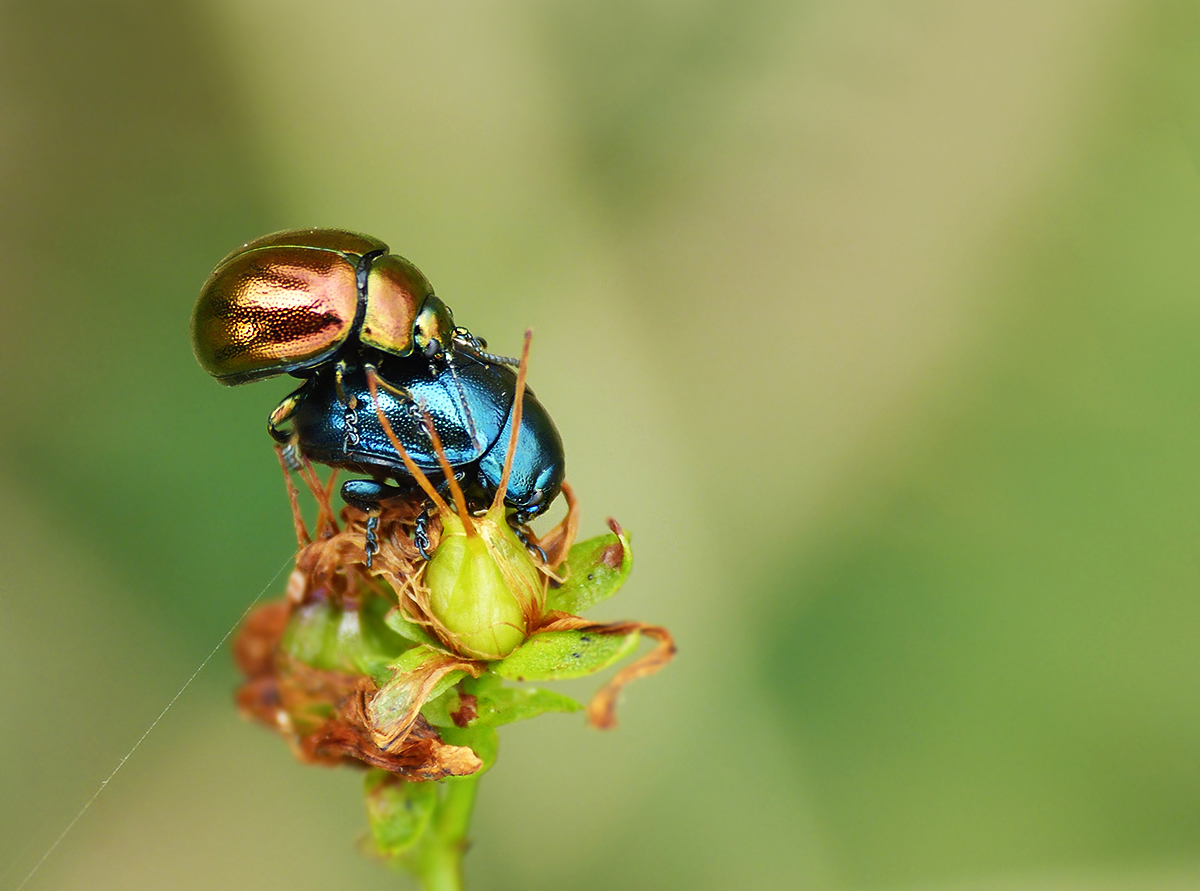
[281,594,409,678]
[423,506,545,660]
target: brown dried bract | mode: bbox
[238,456,484,777]
[233,599,289,677]
[233,596,481,781]
[303,677,481,779]
[286,500,428,608]
[450,693,478,728]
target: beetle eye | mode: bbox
[423,339,443,359]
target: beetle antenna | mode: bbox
[419,413,476,536]
[453,331,520,367]
[478,349,520,367]
[444,352,483,451]
[364,365,452,517]
[490,329,532,515]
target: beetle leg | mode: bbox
[267,384,307,444]
[334,361,369,453]
[362,362,415,403]
[533,480,579,570]
[279,442,302,472]
[333,358,352,405]
[413,507,432,560]
[411,478,467,560]
[273,443,311,546]
[512,522,547,564]
[341,478,405,512]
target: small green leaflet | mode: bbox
[496,629,640,681]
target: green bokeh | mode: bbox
[2,2,1200,890]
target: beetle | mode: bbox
[192,229,563,547]
[191,228,459,385]
[271,350,565,545]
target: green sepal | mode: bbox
[440,725,500,774]
[363,769,437,857]
[418,673,506,729]
[375,645,468,699]
[495,629,640,681]
[382,605,442,649]
[473,682,583,726]
[420,671,582,728]
[545,528,633,615]
[281,595,410,678]
[369,646,468,743]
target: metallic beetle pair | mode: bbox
[191,229,564,526]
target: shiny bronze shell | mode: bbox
[359,254,436,357]
[193,228,449,384]
[192,244,360,384]
[231,228,387,259]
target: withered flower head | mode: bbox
[232,332,674,887]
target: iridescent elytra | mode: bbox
[191,228,455,385]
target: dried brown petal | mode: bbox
[232,595,483,780]
[233,600,290,677]
[302,711,482,780]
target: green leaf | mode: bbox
[363,770,437,857]
[496,629,640,681]
[420,673,581,728]
[545,528,633,615]
[472,683,583,726]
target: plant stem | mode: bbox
[412,776,480,891]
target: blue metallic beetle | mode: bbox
[269,348,564,525]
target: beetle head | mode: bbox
[415,297,456,359]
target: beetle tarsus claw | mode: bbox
[364,514,380,568]
[512,522,547,564]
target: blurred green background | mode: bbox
[2,1,1200,889]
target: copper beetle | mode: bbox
[191,228,457,385]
